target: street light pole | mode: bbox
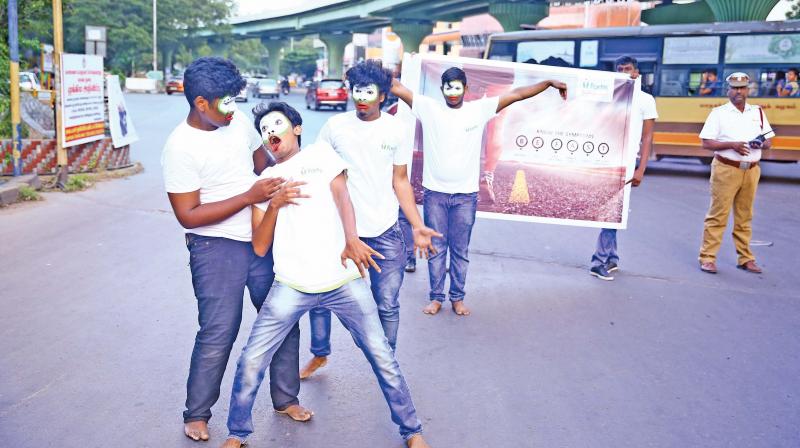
[8,0,22,176]
[153,0,158,72]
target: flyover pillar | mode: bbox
[261,37,285,77]
[391,21,433,55]
[319,32,352,79]
[704,0,779,21]
[488,1,549,31]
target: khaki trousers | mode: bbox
[699,158,760,265]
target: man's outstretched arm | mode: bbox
[496,80,567,113]
[392,165,442,258]
[390,78,414,109]
[167,177,283,230]
[330,172,384,277]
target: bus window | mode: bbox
[659,68,688,96]
[692,68,722,96]
[517,40,575,67]
[487,41,516,61]
[760,69,788,96]
[722,68,760,97]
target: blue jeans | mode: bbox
[183,234,300,423]
[309,221,406,355]
[398,208,416,266]
[227,280,423,442]
[591,228,619,267]
[423,188,478,303]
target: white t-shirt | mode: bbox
[699,102,775,162]
[411,95,500,194]
[254,142,360,293]
[161,112,262,241]
[630,89,658,154]
[316,111,412,238]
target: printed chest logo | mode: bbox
[301,166,323,176]
[379,142,397,152]
[465,124,479,132]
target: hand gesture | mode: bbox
[733,142,750,156]
[549,80,568,100]
[629,168,645,187]
[341,237,385,278]
[268,180,309,210]
[246,177,284,204]
[412,226,443,259]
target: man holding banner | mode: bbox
[589,56,658,281]
[391,68,566,316]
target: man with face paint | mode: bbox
[300,60,441,380]
[161,57,310,442]
[391,66,566,316]
[220,101,429,448]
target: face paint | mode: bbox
[352,84,380,104]
[217,96,237,120]
[442,80,464,98]
[259,111,292,152]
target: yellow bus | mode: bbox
[485,20,800,162]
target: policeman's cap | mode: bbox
[726,72,749,87]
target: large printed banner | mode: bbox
[399,53,639,229]
[106,75,139,148]
[60,53,105,147]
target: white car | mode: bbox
[19,72,41,91]
[256,79,280,99]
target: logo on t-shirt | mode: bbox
[301,166,323,176]
[465,124,479,132]
[379,142,397,152]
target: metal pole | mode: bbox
[8,0,22,176]
[53,0,68,187]
[153,0,158,72]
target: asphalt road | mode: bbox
[1,91,799,448]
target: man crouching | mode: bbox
[221,101,430,448]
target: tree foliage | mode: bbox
[789,0,799,19]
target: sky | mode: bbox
[234,0,794,21]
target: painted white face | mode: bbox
[352,84,380,103]
[217,96,237,115]
[259,111,291,139]
[442,80,464,97]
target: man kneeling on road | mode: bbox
[221,101,430,448]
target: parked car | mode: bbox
[305,79,348,111]
[165,77,184,95]
[256,78,280,99]
[19,71,41,91]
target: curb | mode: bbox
[0,174,41,206]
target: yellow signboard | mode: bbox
[656,97,800,126]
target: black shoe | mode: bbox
[605,261,619,273]
[404,261,416,273]
[590,265,614,281]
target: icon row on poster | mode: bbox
[515,135,610,156]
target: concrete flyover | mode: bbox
[219,0,783,76]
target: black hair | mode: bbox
[252,101,303,146]
[789,67,799,77]
[704,68,718,76]
[345,59,393,105]
[615,55,638,69]
[441,67,467,87]
[183,57,246,108]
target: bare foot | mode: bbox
[300,356,327,380]
[452,301,471,316]
[422,301,442,315]
[407,434,431,448]
[184,420,210,441]
[275,403,314,422]
[220,438,242,448]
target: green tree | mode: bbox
[788,0,799,19]
[227,38,267,73]
[282,47,319,78]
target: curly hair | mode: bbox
[345,59,392,104]
[252,101,303,146]
[183,57,246,108]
